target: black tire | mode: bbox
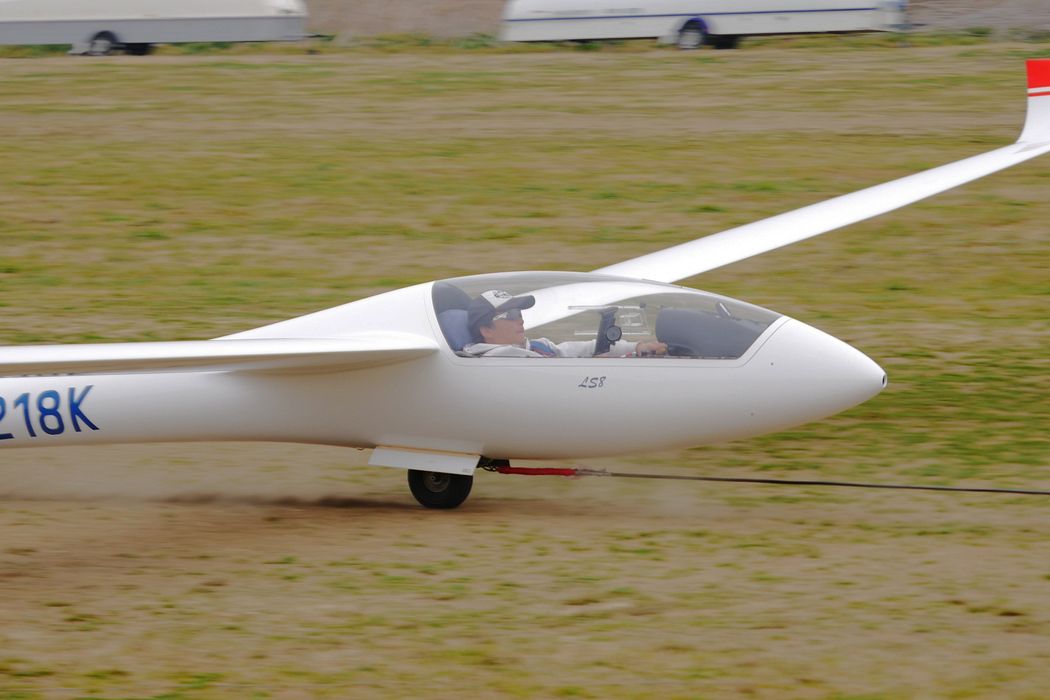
[710,35,740,50]
[88,31,118,56]
[676,21,706,50]
[407,470,473,509]
[125,43,154,56]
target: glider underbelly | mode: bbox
[448,363,787,459]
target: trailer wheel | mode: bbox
[125,43,154,56]
[676,21,706,50]
[88,32,118,56]
[710,35,740,50]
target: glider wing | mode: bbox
[595,60,1050,284]
[0,333,438,377]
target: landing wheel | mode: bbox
[407,470,473,509]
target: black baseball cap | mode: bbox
[467,290,536,339]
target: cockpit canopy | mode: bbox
[433,272,781,359]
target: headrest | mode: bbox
[437,309,472,351]
[432,282,472,314]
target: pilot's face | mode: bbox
[481,313,526,346]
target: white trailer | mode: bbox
[0,0,307,55]
[500,0,908,49]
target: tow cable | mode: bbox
[482,464,1050,497]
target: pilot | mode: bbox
[463,289,667,358]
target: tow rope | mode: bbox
[485,465,1050,496]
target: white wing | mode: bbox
[0,333,437,377]
[596,60,1050,284]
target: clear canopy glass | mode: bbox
[432,272,781,359]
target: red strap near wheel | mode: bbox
[495,466,578,477]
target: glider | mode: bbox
[2,61,1048,508]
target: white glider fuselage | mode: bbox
[0,277,885,461]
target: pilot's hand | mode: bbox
[635,341,667,357]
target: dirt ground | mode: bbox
[3,445,1048,698]
[304,0,1050,38]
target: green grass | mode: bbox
[0,40,1048,700]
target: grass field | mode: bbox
[1,39,1048,699]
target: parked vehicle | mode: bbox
[500,0,908,49]
[0,0,307,55]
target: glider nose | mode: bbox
[756,319,886,421]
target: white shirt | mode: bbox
[462,337,639,358]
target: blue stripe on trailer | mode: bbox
[506,7,879,22]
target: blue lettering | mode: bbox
[0,397,12,440]
[37,390,64,435]
[14,393,36,438]
[69,385,99,432]
[0,387,100,439]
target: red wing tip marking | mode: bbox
[1026,59,1050,91]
